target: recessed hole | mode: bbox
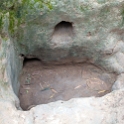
[51,21,74,47]
[54,21,73,31]
[23,57,41,67]
[18,58,116,110]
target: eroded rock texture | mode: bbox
[16,0,124,74]
[1,90,124,124]
[0,0,124,124]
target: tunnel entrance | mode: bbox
[18,58,116,110]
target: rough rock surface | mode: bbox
[16,0,124,74]
[0,0,124,124]
[1,90,124,124]
[112,74,124,90]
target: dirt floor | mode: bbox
[19,59,116,110]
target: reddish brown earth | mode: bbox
[18,60,116,110]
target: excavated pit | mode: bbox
[17,21,117,110]
[18,58,116,110]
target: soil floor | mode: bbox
[19,60,116,110]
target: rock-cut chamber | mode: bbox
[11,21,117,110]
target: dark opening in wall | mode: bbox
[54,21,73,32]
[51,21,74,47]
[23,57,41,67]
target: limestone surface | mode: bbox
[0,90,124,124]
[1,0,124,124]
